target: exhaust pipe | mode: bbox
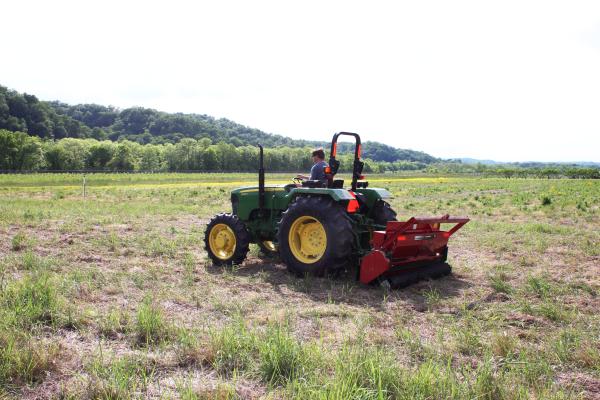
[258,144,265,211]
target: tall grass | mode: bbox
[208,319,257,376]
[83,352,155,399]
[135,297,172,346]
[0,271,71,388]
[258,324,309,385]
[0,331,59,386]
[196,320,575,399]
[1,271,64,329]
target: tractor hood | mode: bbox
[231,185,287,196]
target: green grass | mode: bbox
[0,331,59,387]
[0,269,75,390]
[1,271,65,329]
[82,352,156,399]
[177,380,239,400]
[258,324,309,385]
[11,232,27,251]
[0,173,598,398]
[208,318,257,376]
[135,297,173,346]
[489,271,513,294]
[99,307,131,339]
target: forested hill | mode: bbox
[0,84,437,164]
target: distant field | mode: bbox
[0,173,598,399]
[0,172,442,187]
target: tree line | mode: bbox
[2,129,597,178]
[2,129,431,173]
[426,161,600,179]
[0,84,437,164]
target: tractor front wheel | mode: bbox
[204,213,250,266]
[278,196,353,276]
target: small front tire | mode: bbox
[204,213,250,266]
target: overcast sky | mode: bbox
[2,0,600,162]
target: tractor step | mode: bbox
[379,262,451,289]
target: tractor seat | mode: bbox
[331,179,344,188]
[301,180,327,188]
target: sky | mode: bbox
[2,0,600,162]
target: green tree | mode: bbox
[202,147,219,171]
[43,138,92,170]
[0,129,44,170]
[87,141,116,170]
[108,141,138,171]
[139,144,164,171]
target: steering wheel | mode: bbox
[292,176,304,184]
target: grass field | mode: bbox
[0,173,598,399]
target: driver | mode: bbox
[296,148,329,182]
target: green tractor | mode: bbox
[204,132,468,287]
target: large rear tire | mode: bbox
[204,213,250,266]
[278,196,353,276]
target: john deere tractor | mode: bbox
[204,132,468,287]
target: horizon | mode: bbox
[2,1,600,162]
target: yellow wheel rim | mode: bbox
[208,223,237,260]
[262,240,277,252]
[288,216,327,264]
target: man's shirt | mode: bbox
[310,160,329,181]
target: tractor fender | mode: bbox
[360,187,392,200]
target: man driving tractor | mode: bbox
[296,148,329,182]
[204,131,469,288]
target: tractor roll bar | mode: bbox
[258,144,265,211]
[328,132,364,191]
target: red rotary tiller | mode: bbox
[360,215,469,287]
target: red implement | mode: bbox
[359,214,469,285]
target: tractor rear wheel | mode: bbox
[204,213,250,266]
[372,200,397,226]
[278,196,353,276]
